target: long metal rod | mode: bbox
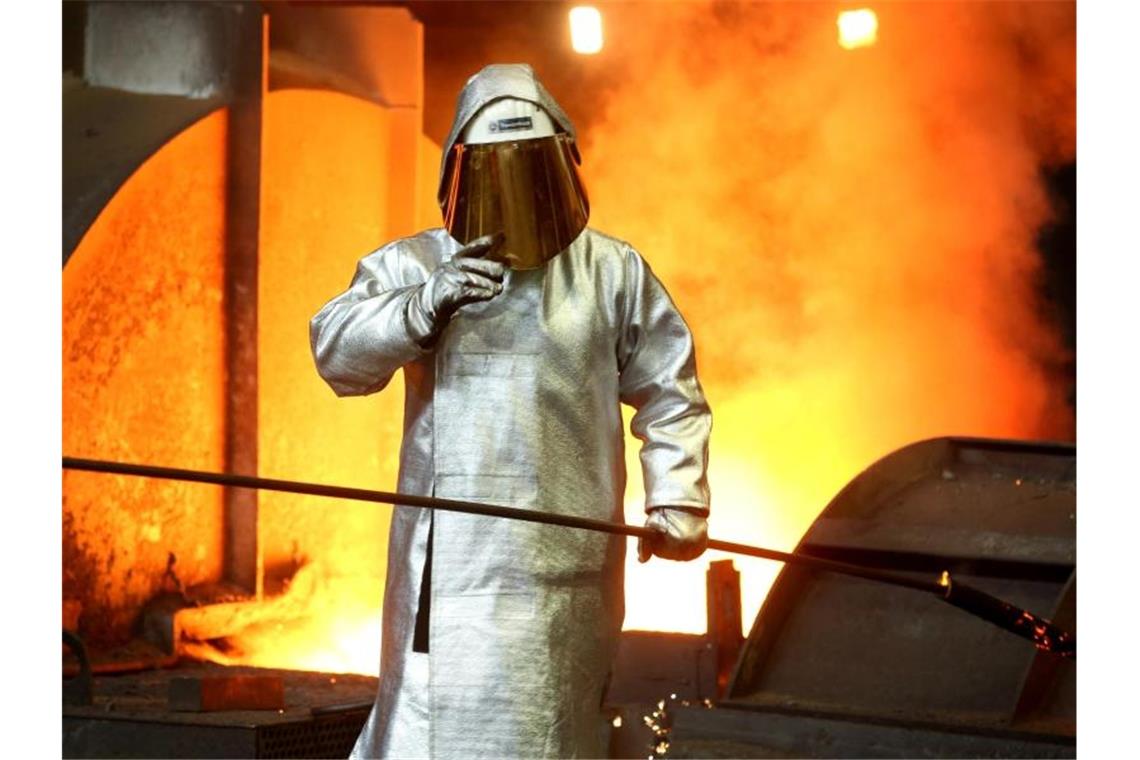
[61,456,1075,657]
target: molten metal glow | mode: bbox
[570,6,604,54]
[183,564,383,675]
[838,9,878,50]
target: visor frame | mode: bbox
[442,133,590,270]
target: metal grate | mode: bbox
[258,709,370,759]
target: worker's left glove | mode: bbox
[637,506,709,563]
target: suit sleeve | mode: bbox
[310,243,430,397]
[616,245,712,513]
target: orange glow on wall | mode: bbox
[253,88,413,674]
[259,88,402,579]
[62,87,435,670]
[180,89,441,675]
[63,110,229,646]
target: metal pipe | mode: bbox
[61,456,1075,657]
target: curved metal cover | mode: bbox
[727,437,1075,740]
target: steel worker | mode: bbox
[310,63,712,759]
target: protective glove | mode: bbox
[637,506,709,563]
[405,233,506,346]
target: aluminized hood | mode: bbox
[436,63,581,209]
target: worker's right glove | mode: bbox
[405,233,506,346]
[637,506,709,563]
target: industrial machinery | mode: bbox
[663,436,1075,758]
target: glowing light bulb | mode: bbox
[837,9,878,50]
[570,6,603,54]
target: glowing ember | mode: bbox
[837,9,879,50]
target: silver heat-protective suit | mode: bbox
[310,63,712,759]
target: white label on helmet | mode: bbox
[489,116,534,133]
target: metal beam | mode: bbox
[223,4,267,597]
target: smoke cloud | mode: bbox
[579,1,1075,630]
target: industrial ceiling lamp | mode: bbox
[837,8,878,50]
[569,6,603,54]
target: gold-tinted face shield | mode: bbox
[442,133,589,270]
